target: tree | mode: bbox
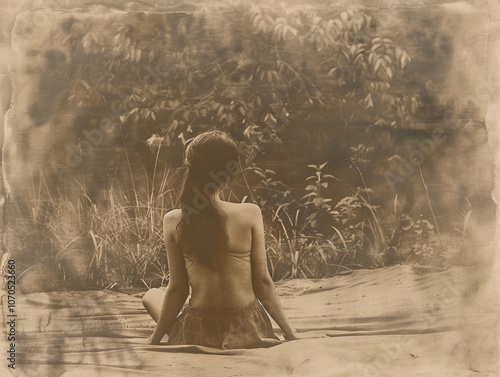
[60,3,411,164]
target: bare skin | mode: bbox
[143,189,300,345]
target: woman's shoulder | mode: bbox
[163,208,182,223]
[162,204,262,223]
[223,202,262,221]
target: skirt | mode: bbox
[167,299,281,349]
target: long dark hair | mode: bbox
[176,130,239,269]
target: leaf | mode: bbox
[401,51,411,69]
[305,184,317,191]
[273,22,283,36]
[356,15,366,31]
[313,197,323,206]
[178,132,186,145]
[386,67,393,79]
[368,52,374,65]
[395,47,402,60]
[328,67,338,77]
[462,210,473,235]
[217,104,225,117]
[319,162,328,170]
[364,93,373,108]
[288,25,298,37]
[252,14,263,28]
[334,19,343,30]
[81,33,91,50]
[123,37,131,49]
[253,169,266,178]
[326,19,334,33]
[340,12,348,23]
[371,43,382,52]
[255,20,265,34]
[330,226,349,252]
[129,46,135,61]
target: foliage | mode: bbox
[84,185,169,289]
[9,157,470,292]
[54,2,411,164]
[11,168,175,290]
[6,3,481,291]
[245,161,454,280]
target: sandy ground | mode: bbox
[1,265,499,377]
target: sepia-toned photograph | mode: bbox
[1,0,499,376]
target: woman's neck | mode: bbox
[209,190,223,205]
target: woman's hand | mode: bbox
[134,334,159,345]
[147,334,162,345]
[128,336,157,345]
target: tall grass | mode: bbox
[8,157,468,292]
[85,184,171,289]
[9,161,178,291]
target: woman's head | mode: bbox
[184,130,239,183]
[176,130,239,269]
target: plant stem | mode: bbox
[418,163,443,265]
[240,163,256,202]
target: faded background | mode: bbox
[0,0,500,376]
[1,0,498,289]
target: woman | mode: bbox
[142,130,300,349]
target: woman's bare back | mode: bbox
[168,202,258,310]
[144,131,298,345]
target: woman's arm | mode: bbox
[249,204,299,340]
[149,211,189,345]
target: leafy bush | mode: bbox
[54,2,411,166]
[244,161,454,280]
